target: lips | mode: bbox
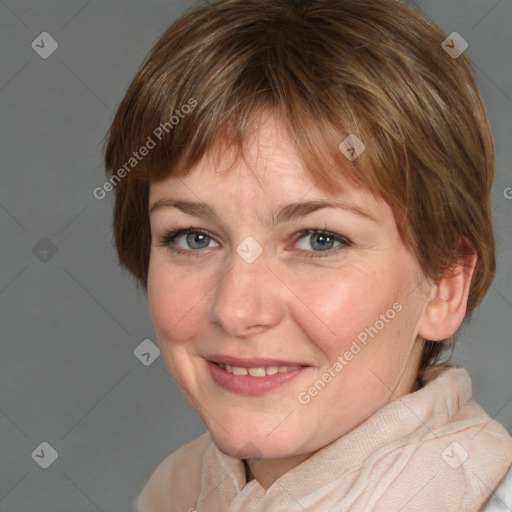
[206,359,311,395]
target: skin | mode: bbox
[147,111,466,492]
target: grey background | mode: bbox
[0,1,510,510]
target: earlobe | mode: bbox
[418,251,477,341]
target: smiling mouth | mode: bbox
[214,362,303,377]
[207,360,310,395]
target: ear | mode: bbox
[418,250,477,341]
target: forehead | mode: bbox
[149,167,389,235]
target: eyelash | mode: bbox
[157,225,352,258]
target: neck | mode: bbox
[244,451,314,491]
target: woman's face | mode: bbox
[147,112,431,461]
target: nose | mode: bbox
[207,248,285,337]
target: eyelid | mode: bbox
[158,226,218,255]
[291,229,351,257]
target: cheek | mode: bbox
[296,264,400,354]
[147,257,208,343]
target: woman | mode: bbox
[104,0,512,510]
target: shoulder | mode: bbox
[480,463,512,511]
[134,431,212,512]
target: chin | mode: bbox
[209,427,300,460]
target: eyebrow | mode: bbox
[149,198,377,224]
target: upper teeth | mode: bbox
[218,363,301,376]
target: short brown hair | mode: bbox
[104,0,496,370]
